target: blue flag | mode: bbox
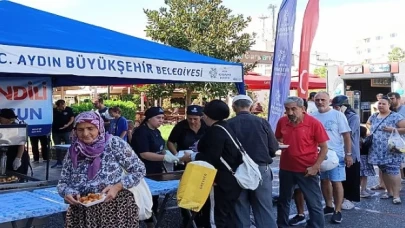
[268,0,297,131]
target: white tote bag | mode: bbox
[215,125,262,190]
[127,178,153,220]
[320,149,339,172]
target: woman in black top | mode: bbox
[181,100,243,228]
[130,107,179,227]
[167,105,207,171]
[0,109,30,175]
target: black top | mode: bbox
[52,107,74,133]
[196,120,243,200]
[168,119,208,151]
[227,112,278,164]
[131,124,164,174]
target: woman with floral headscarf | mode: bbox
[57,111,146,228]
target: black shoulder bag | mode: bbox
[363,113,391,151]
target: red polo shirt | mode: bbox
[275,114,329,172]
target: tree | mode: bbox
[314,66,327,78]
[388,47,405,62]
[133,84,175,107]
[144,0,256,104]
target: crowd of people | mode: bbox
[2,90,404,228]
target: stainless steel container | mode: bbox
[0,151,7,176]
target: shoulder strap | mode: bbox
[371,112,391,134]
[215,124,243,152]
[215,124,244,174]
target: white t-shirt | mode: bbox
[307,101,318,114]
[312,109,351,156]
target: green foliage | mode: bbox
[71,100,137,120]
[133,84,175,105]
[144,0,256,103]
[313,66,327,78]
[388,47,405,62]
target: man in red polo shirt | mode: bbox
[275,96,329,228]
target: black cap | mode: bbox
[203,100,230,121]
[331,95,349,106]
[0,109,17,119]
[187,105,203,116]
[144,107,164,121]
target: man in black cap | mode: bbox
[331,95,360,210]
[227,95,278,228]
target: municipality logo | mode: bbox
[209,68,218,79]
[191,107,198,113]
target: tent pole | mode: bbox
[107,86,111,100]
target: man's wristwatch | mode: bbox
[345,153,352,156]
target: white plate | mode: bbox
[79,194,106,207]
[279,144,290,149]
[177,150,193,158]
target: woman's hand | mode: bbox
[102,182,123,202]
[383,126,395,133]
[180,152,192,163]
[64,194,80,205]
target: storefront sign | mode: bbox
[343,65,363,74]
[371,78,391,87]
[236,50,295,66]
[0,77,53,136]
[369,63,391,73]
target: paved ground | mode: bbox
[29,157,405,228]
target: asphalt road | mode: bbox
[33,157,405,228]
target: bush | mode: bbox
[71,100,137,120]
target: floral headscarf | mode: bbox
[69,111,112,179]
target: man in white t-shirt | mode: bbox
[312,92,352,224]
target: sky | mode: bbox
[10,0,405,61]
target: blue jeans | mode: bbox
[277,169,324,228]
[234,165,277,228]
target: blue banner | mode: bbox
[0,77,53,136]
[268,0,297,131]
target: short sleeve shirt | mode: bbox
[275,114,329,172]
[109,117,128,141]
[311,109,351,157]
[168,120,207,151]
[130,124,164,174]
[52,107,74,133]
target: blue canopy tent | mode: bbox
[0,0,245,93]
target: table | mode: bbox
[0,191,68,228]
[0,178,179,228]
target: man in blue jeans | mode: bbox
[227,95,278,228]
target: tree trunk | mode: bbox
[186,89,193,106]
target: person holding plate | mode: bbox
[275,96,329,228]
[57,111,146,228]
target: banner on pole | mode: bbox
[268,0,298,131]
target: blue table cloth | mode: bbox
[0,191,68,224]
[145,179,179,196]
[0,178,179,224]
[32,187,66,205]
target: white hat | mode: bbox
[232,95,253,104]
